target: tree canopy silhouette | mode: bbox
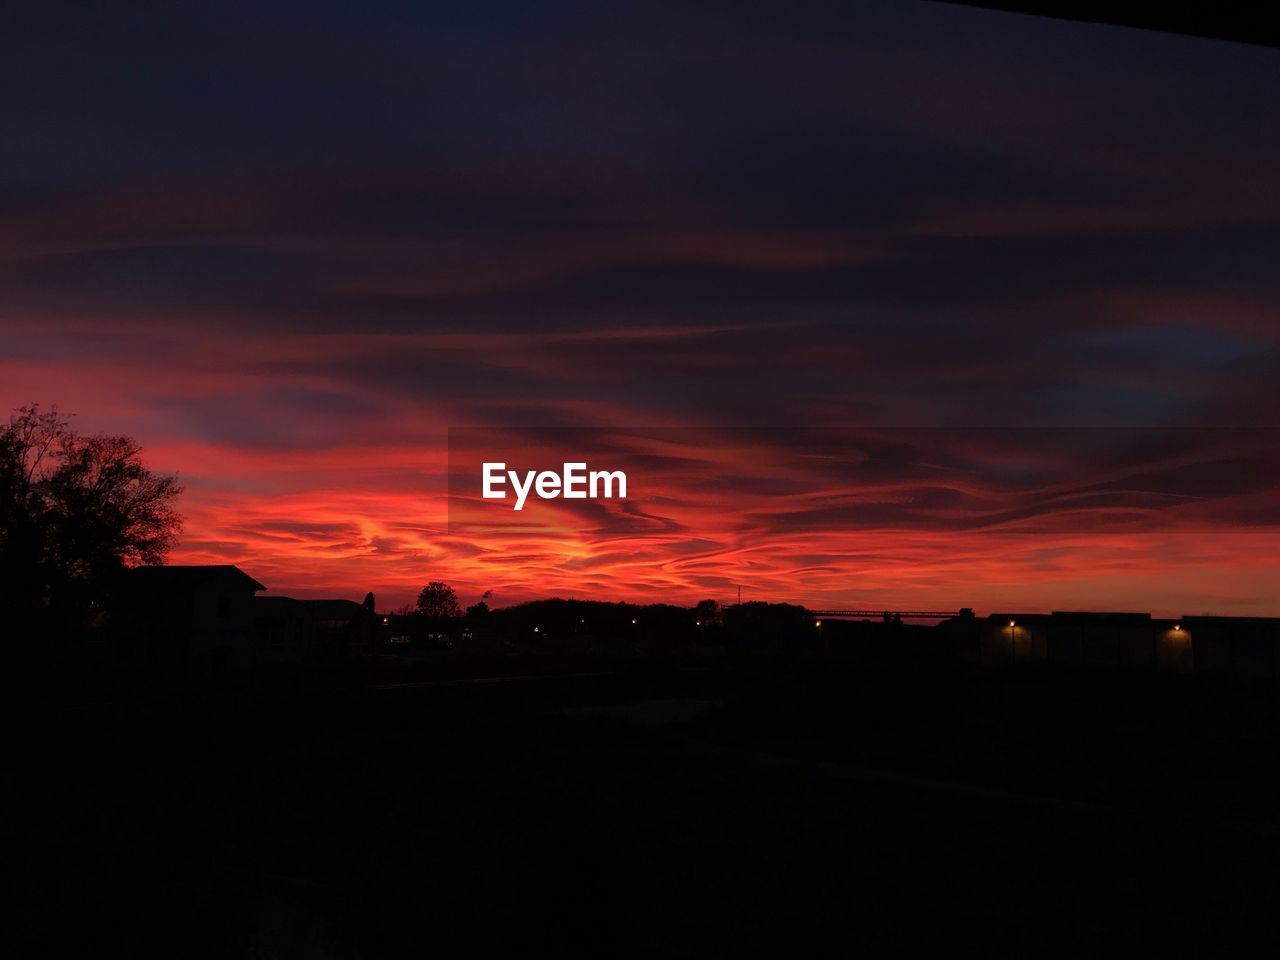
[416,580,461,618]
[0,405,182,637]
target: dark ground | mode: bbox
[6,659,1280,958]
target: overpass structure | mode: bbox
[809,609,967,621]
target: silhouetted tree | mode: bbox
[693,599,722,625]
[0,405,182,643]
[466,600,490,619]
[416,580,461,618]
[723,601,811,650]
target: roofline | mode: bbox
[128,564,266,593]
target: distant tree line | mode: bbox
[385,587,828,655]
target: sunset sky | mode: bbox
[3,1,1279,614]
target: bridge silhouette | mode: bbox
[809,609,967,621]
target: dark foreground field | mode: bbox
[7,661,1280,957]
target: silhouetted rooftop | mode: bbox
[1050,611,1152,621]
[125,565,267,593]
[304,599,364,619]
[253,596,364,618]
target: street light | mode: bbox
[1008,620,1017,661]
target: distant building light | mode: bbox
[631,618,637,625]
[815,620,822,628]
